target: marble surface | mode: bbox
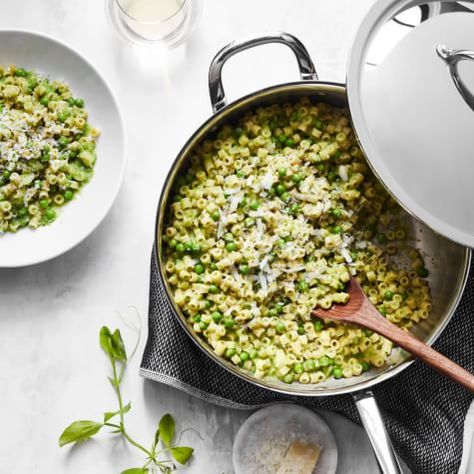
[0,0,382,472]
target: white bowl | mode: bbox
[0,29,126,267]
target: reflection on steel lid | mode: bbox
[347,0,474,247]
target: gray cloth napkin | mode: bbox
[141,248,474,474]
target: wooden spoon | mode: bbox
[311,278,474,392]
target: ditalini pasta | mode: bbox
[163,98,431,384]
[0,65,99,233]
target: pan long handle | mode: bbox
[208,32,318,113]
[353,391,403,474]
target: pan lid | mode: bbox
[347,0,474,247]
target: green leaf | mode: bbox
[58,420,103,447]
[99,326,114,359]
[103,401,131,422]
[108,376,118,389]
[151,426,160,453]
[159,413,175,447]
[169,446,194,465]
[121,468,148,474]
[111,329,127,361]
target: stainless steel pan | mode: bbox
[155,33,471,473]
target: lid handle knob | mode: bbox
[437,44,474,112]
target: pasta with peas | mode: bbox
[163,98,431,384]
[0,65,99,233]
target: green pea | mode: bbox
[286,138,295,147]
[39,199,49,209]
[15,68,28,77]
[236,170,245,178]
[249,200,260,210]
[268,186,276,196]
[2,170,10,179]
[363,329,373,337]
[417,267,429,278]
[224,318,234,328]
[276,321,286,333]
[277,238,286,247]
[319,356,332,367]
[64,190,74,201]
[40,96,50,107]
[190,242,201,253]
[194,264,204,274]
[276,302,284,314]
[211,211,220,221]
[244,217,255,227]
[278,167,287,178]
[184,242,193,252]
[268,308,278,317]
[168,239,177,249]
[384,290,394,301]
[361,361,370,372]
[57,136,69,148]
[297,325,305,335]
[289,204,300,215]
[212,311,223,322]
[379,307,387,316]
[225,348,236,358]
[314,320,324,331]
[210,263,217,271]
[278,134,287,144]
[67,97,76,106]
[17,207,28,217]
[350,251,358,261]
[249,348,259,359]
[199,321,208,331]
[40,152,50,163]
[225,242,237,252]
[44,208,56,220]
[240,351,250,362]
[239,197,248,208]
[298,280,309,292]
[276,184,286,195]
[204,300,212,310]
[239,264,250,275]
[333,366,343,379]
[58,110,70,123]
[209,284,219,294]
[332,225,343,234]
[280,373,293,384]
[292,173,303,184]
[293,363,304,374]
[313,119,324,130]
[303,359,315,372]
[74,98,84,108]
[175,243,185,253]
[331,208,342,218]
[377,233,387,244]
[280,192,290,202]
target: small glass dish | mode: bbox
[232,404,338,474]
[105,0,201,48]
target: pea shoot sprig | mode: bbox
[59,326,194,474]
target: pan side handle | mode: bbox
[353,390,403,474]
[208,32,318,113]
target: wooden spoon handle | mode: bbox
[353,306,474,392]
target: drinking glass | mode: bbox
[107,0,200,48]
